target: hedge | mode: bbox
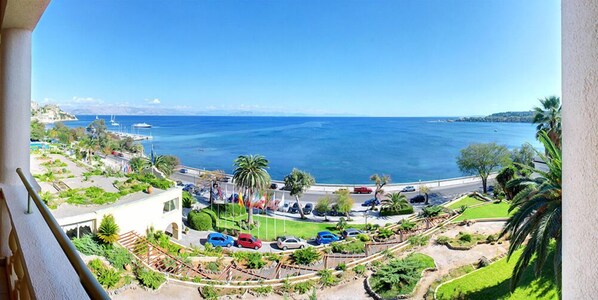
[188,210,213,231]
[200,208,219,228]
[209,203,247,218]
[379,204,414,216]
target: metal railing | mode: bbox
[16,168,110,300]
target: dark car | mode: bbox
[180,168,189,173]
[303,203,314,214]
[176,180,184,186]
[270,183,278,190]
[288,202,302,214]
[218,176,230,183]
[361,198,381,207]
[410,195,426,203]
[182,184,196,192]
[487,185,495,192]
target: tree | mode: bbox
[314,196,332,221]
[30,120,46,141]
[500,131,561,291]
[371,258,421,291]
[129,157,145,173]
[370,174,391,210]
[141,150,178,176]
[335,189,354,218]
[283,168,315,219]
[97,214,120,244]
[382,192,408,211]
[232,155,271,225]
[419,185,431,205]
[511,143,536,168]
[496,166,517,200]
[533,96,561,149]
[456,143,511,193]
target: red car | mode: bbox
[236,233,262,250]
[353,186,373,194]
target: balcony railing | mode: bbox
[1,168,110,299]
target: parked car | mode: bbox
[277,202,290,212]
[182,184,196,192]
[487,185,495,192]
[303,202,314,214]
[217,176,230,183]
[288,202,303,214]
[176,180,184,186]
[236,233,262,250]
[361,198,381,207]
[316,231,340,245]
[276,236,308,250]
[353,186,373,194]
[180,168,188,173]
[342,228,363,239]
[270,183,278,190]
[327,204,345,216]
[206,232,234,248]
[410,195,426,203]
[334,188,349,194]
[402,186,416,192]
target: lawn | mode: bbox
[453,201,513,222]
[436,249,559,299]
[217,214,365,241]
[446,196,486,210]
[370,253,435,299]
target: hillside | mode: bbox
[31,102,77,123]
[455,111,533,123]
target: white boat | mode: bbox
[132,122,152,128]
[110,115,119,126]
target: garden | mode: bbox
[369,253,435,299]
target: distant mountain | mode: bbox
[31,102,77,123]
[455,111,534,123]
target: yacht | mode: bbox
[110,115,119,126]
[132,122,152,128]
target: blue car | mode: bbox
[361,198,381,207]
[316,231,340,245]
[206,232,234,248]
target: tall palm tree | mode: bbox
[232,155,271,225]
[500,131,561,290]
[143,154,174,176]
[370,174,391,210]
[283,168,315,219]
[382,192,408,212]
[419,185,431,205]
[533,96,561,149]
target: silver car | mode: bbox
[276,236,308,250]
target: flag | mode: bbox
[238,193,244,207]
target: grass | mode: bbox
[453,201,513,222]
[436,249,559,300]
[446,196,485,210]
[217,214,365,241]
[370,253,435,299]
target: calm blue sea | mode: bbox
[64,116,540,184]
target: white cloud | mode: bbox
[146,98,161,104]
[72,96,103,104]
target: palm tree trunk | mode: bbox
[424,193,429,205]
[296,195,306,219]
[247,190,254,225]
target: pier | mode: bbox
[109,131,153,141]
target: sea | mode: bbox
[63,116,541,184]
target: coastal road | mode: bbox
[170,171,493,206]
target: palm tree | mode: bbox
[283,168,315,219]
[141,148,177,176]
[129,157,145,173]
[370,174,391,210]
[382,192,408,212]
[500,131,561,290]
[533,96,561,149]
[232,155,271,225]
[419,185,431,205]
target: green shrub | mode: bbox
[317,269,337,287]
[354,264,367,275]
[246,253,266,269]
[187,210,213,231]
[210,203,247,218]
[357,233,371,242]
[135,267,166,290]
[336,263,347,271]
[182,191,194,208]
[421,205,443,217]
[293,281,314,294]
[201,285,220,300]
[459,233,472,243]
[105,247,133,270]
[97,214,120,244]
[292,247,321,265]
[398,219,417,231]
[436,236,450,245]
[72,234,105,256]
[486,234,497,243]
[377,228,394,240]
[199,208,218,228]
[408,234,430,246]
[87,258,121,289]
[331,240,365,254]
[252,285,273,296]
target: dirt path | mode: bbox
[411,221,509,299]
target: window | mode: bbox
[163,198,177,213]
[62,220,94,239]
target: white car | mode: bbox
[401,186,416,192]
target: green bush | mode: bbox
[210,203,247,218]
[72,234,105,256]
[421,205,443,217]
[486,234,498,243]
[336,263,347,271]
[436,236,450,245]
[87,258,121,289]
[187,210,213,231]
[97,214,120,244]
[246,252,266,269]
[253,285,273,296]
[182,191,194,208]
[379,204,414,216]
[317,269,338,287]
[105,247,133,270]
[135,267,166,290]
[292,247,321,265]
[459,233,473,242]
[199,208,218,228]
[398,219,417,231]
[201,285,220,300]
[377,228,394,240]
[408,234,430,246]
[293,281,314,294]
[331,240,365,254]
[354,264,367,275]
[357,233,371,242]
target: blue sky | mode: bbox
[32,0,561,117]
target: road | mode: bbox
[170,171,494,206]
